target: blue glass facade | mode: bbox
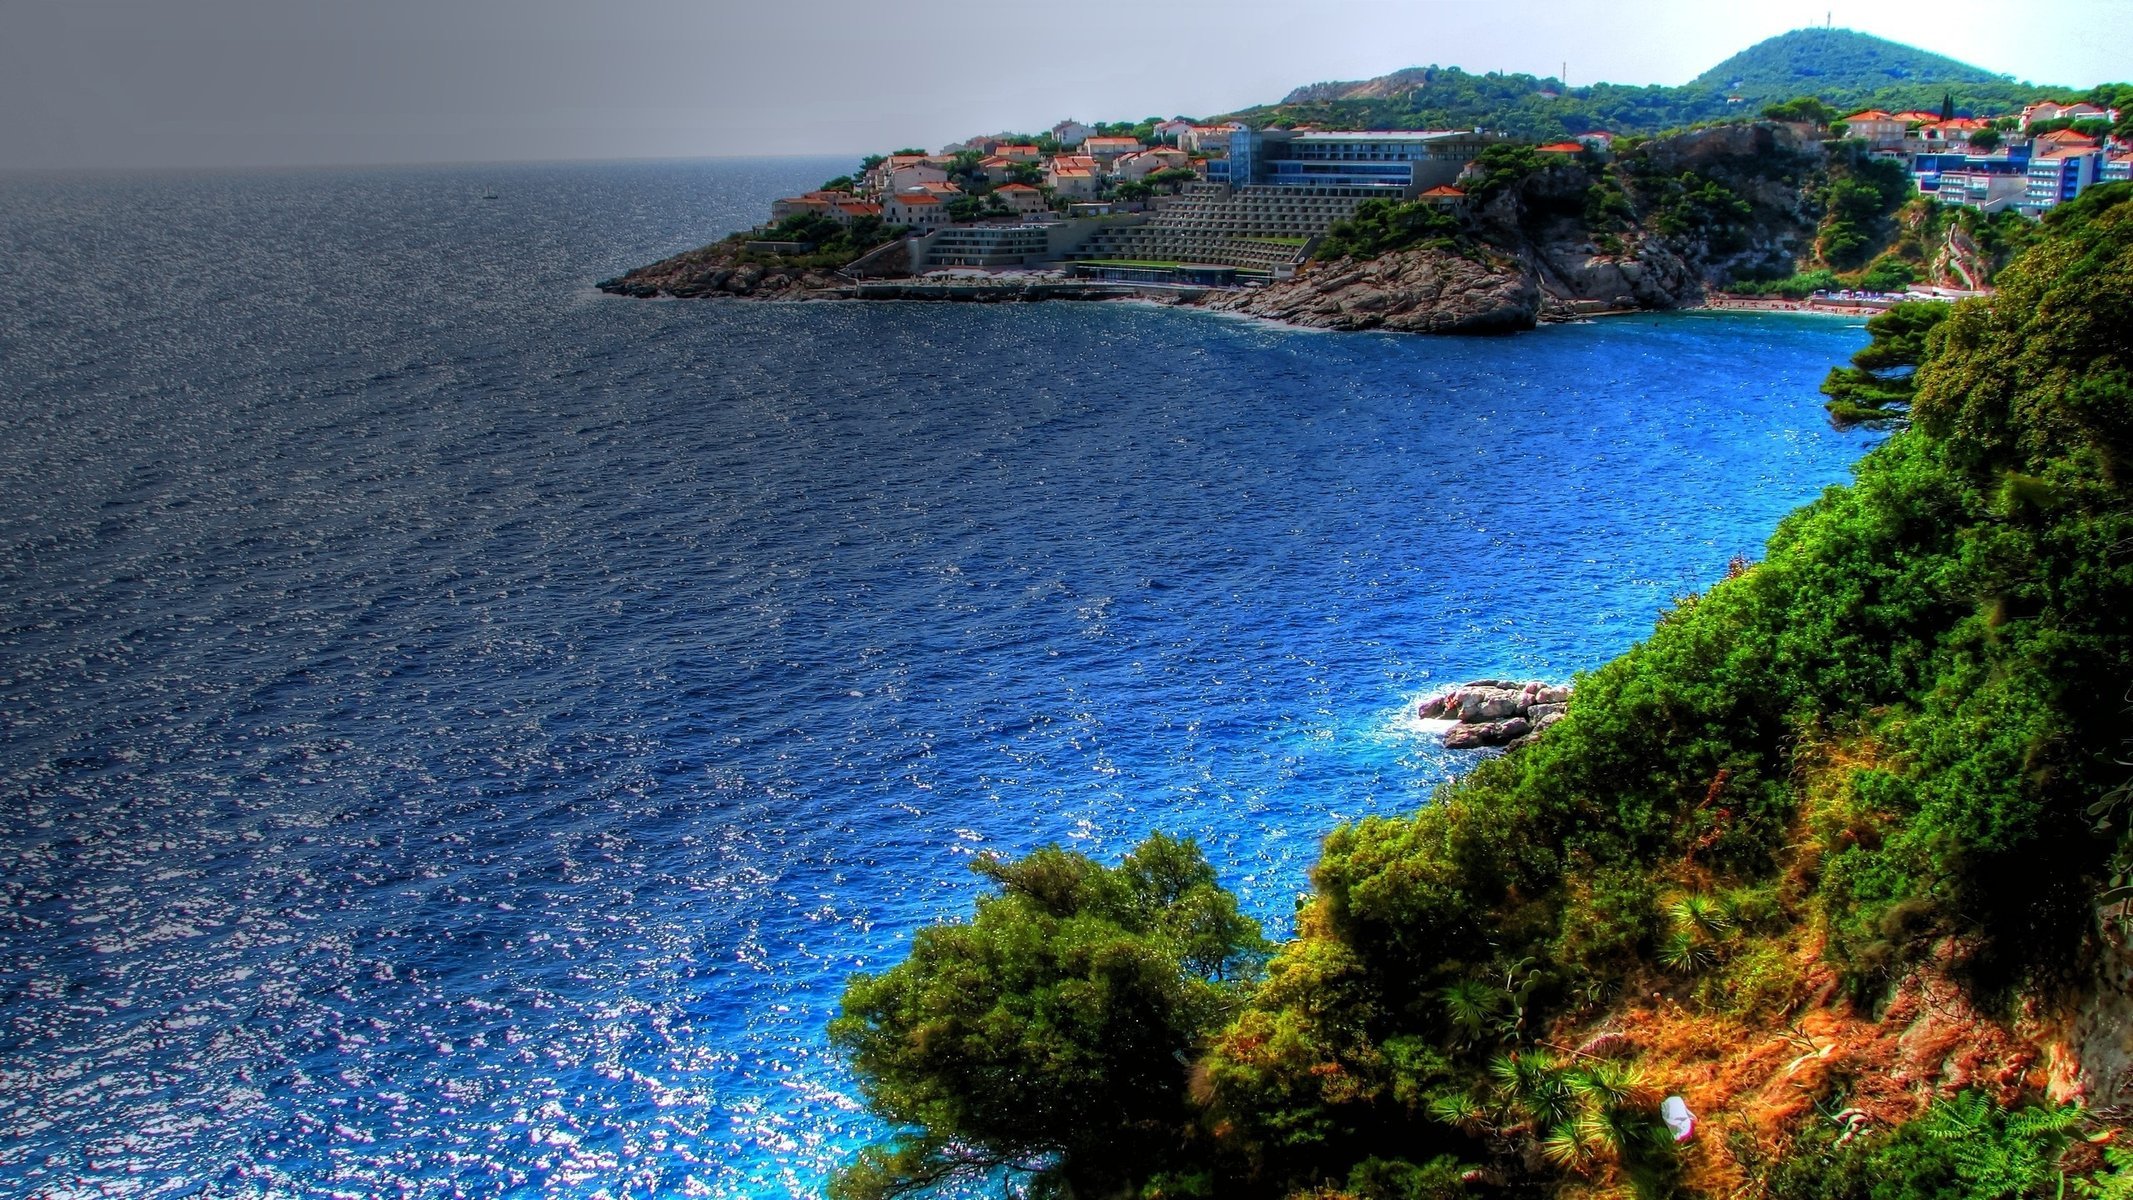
[1213,129,1488,196]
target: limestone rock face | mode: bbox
[1421,680,1573,749]
[1202,247,1540,334]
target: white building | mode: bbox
[993,183,1049,215]
[1051,120,1093,148]
[882,191,953,232]
[1111,148,1191,182]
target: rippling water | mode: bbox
[0,158,1871,1197]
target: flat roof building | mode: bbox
[1204,129,1498,197]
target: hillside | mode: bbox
[1230,27,2053,140]
[1691,27,2010,101]
[827,183,2133,1200]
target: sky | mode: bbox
[1,0,2127,171]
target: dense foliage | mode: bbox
[833,187,2133,1200]
[1820,301,1951,428]
[1688,28,2006,102]
[742,212,902,268]
[1223,30,2067,143]
[1315,198,1466,260]
[827,834,1266,1199]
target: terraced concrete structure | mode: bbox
[1062,183,1371,279]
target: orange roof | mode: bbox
[1051,168,1094,178]
[1846,110,1897,121]
[996,183,1039,192]
[1536,141,1585,153]
[836,201,881,214]
[1894,110,1943,122]
[891,193,943,205]
[2037,128,2099,145]
[1419,185,1466,196]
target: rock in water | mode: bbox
[1420,679,1571,748]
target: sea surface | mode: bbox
[0,157,1872,1198]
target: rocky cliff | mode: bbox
[598,238,910,300]
[1206,122,1827,334]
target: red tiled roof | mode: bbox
[996,183,1039,192]
[1536,141,1585,153]
[1420,185,1466,197]
[1846,110,1898,121]
[891,193,943,205]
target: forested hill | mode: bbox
[1233,28,2053,141]
[1689,27,2009,101]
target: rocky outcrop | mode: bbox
[1420,680,1571,748]
[1199,123,1826,335]
[1200,246,1540,333]
[598,240,886,300]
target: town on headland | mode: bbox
[600,28,2129,336]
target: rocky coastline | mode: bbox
[1420,679,1572,748]
[600,122,1849,335]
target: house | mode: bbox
[1913,117,1994,149]
[2021,101,2114,130]
[1153,119,1196,145]
[913,180,964,198]
[1536,141,1586,155]
[1893,110,1945,125]
[1843,110,1910,148]
[833,200,882,224]
[769,196,835,223]
[2034,128,2101,153]
[996,144,1043,163]
[1083,137,1145,165]
[1046,165,1100,198]
[1051,120,1092,148]
[993,183,1049,215]
[882,191,952,231]
[1051,153,1100,178]
[1418,184,1467,204]
[978,155,1018,184]
[881,163,950,196]
[1111,148,1191,182]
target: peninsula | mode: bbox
[601,28,2130,334]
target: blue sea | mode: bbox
[0,157,1871,1198]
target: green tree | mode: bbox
[1969,128,2003,151]
[1762,96,1837,125]
[1819,300,1951,428]
[828,834,1266,1200]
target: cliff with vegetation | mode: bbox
[826,185,2133,1200]
[1206,121,1913,333]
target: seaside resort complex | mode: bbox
[761,103,2129,288]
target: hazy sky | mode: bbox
[2,0,2127,170]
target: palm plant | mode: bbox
[1438,978,1507,1046]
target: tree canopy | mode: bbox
[828,834,1266,1200]
[1821,300,1953,429]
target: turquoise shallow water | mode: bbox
[0,157,1871,1197]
